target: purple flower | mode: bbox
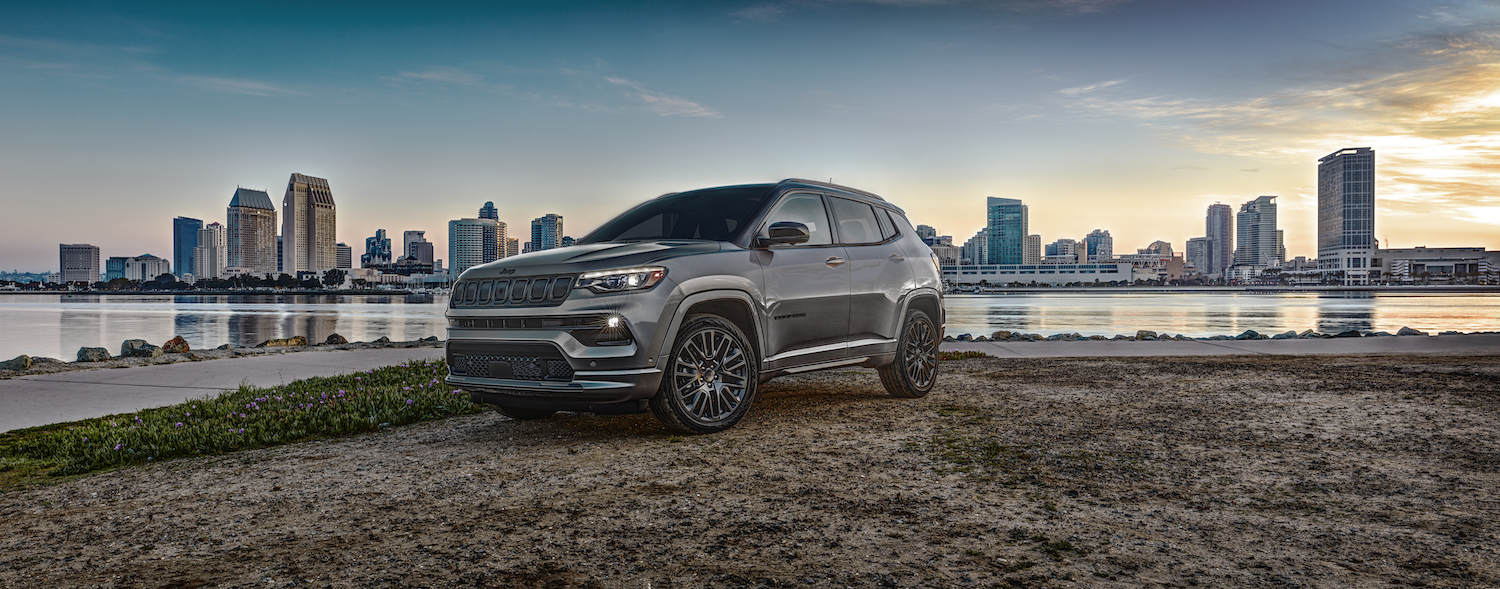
[185,412,191,417]
[406,399,413,405]
[238,428,244,434]
[355,377,361,381]
[240,413,247,418]
[403,386,411,391]
[83,437,88,442]
[113,444,122,451]
[175,422,183,428]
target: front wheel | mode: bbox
[650,314,759,434]
[879,309,939,398]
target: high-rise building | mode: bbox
[985,197,1027,264]
[172,217,202,278]
[505,238,519,258]
[530,214,564,252]
[449,218,499,277]
[1045,238,1079,263]
[492,222,508,261]
[1023,234,1042,264]
[124,254,171,282]
[479,201,498,220]
[59,244,101,284]
[105,256,129,281]
[1185,237,1213,278]
[402,231,425,260]
[1234,196,1280,267]
[1318,147,1376,284]
[915,224,939,245]
[194,222,227,280]
[962,228,990,266]
[227,188,278,274]
[280,173,336,274]
[1083,229,1113,262]
[335,243,353,269]
[561,236,575,247]
[363,229,391,267]
[1206,203,1233,278]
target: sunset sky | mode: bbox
[2,0,1497,271]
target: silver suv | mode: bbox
[445,179,943,433]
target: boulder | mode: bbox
[1045,333,1065,341]
[120,339,163,358]
[76,347,111,362]
[991,330,1013,341]
[1440,330,1463,336]
[0,355,32,371]
[974,336,989,342]
[1234,330,1261,340]
[325,333,348,345]
[216,344,232,350]
[256,336,309,348]
[1396,326,1427,336]
[1369,331,1393,337]
[1088,335,1106,341]
[942,335,955,342]
[1271,331,1297,340]
[1136,330,1158,340]
[162,336,191,354]
[1298,329,1317,338]
[374,336,393,344]
[1333,330,1363,338]
[421,336,439,342]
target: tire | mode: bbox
[491,405,556,420]
[879,308,939,398]
[650,314,759,434]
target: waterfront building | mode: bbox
[335,243,353,269]
[172,217,202,278]
[276,236,283,273]
[449,218,499,276]
[1117,252,1187,282]
[478,201,498,221]
[930,245,962,266]
[1319,147,1376,285]
[227,188,278,274]
[1206,203,1232,278]
[561,236,575,247]
[962,228,990,266]
[1234,196,1280,268]
[1185,237,1213,280]
[1374,247,1500,283]
[1023,235,1042,265]
[530,214,564,252]
[985,197,1027,264]
[505,238,519,258]
[363,229,391,267]
[1138,240,1172,257]
[1045,238,1079,263]
[1082,229,1113,262]
[194,222,227,280]
[123,254,170,282]
[280,173,337,274]
[59,244,101,284]
[105,256,129,281]
[941,263,1134,286]
[916,224,938,245]
[402,231,425,261]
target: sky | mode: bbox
[2,0,1497,272]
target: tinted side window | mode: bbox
[828,197,882,245]
[763,193,832,246]
[875,209,897,240]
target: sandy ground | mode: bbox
[2,354,1498,588]
[0,339,446,380]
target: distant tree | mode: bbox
[351,278,368,289]
[322,268,346,288]
[275,274,296,288]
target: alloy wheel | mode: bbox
[903,316,938,390]
[671,326,751,425]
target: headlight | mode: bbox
[575,267,667,293]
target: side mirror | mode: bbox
[757,221,811,248]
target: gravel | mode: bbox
[2,354,1498,588]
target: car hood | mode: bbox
[457,241,724,280]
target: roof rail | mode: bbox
[779,178,886,201]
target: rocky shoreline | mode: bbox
[946,326,1493,343]
[0,335,446,380]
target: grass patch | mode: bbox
[0,359,481,486]
[938,350,990,361]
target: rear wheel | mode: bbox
[650,314,759,434]
[491,405,556,420]
[879,309,938,398]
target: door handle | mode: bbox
[889,254,906,262]
[825,256,846,267]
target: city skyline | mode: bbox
[2,1,1497,271]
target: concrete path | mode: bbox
[0,348,443,433]
[3,335,1497,433]
[941,333,1500,358]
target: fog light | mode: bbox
[607,316,621,328]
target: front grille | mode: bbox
[448,341,575,382]
[451,275,575,308]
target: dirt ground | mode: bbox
[2,354,1498,588]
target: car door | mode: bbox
[754,192,851,368]
[826,196,912,357]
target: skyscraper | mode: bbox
[172,216,202,278]
[1185,237,1213,278]
[985,197,1027,264]
[1206,203,1232,278]
[492,222,508,261]
[530,214,564,252]
[280,173,336,274]
[124,254,170,282]
[1082,229,1113,262]
[227,188,277,274]
[363,229,391,267]
[1045,238,1078,263]
[1023,235,1042,264]
[402,231,425,260]
[1234,196,1280,267]
[59,244,100,284]
[478,201,498,220]
[962,228,990,266]
[335,243,353,269]
[1318,147,1376,285]
[450,218,498,276]
[505,238,519,258]
[105,256,129,281]
[194,222,227,280]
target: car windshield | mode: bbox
[578,186,776,244]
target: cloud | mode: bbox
[175,75,298,96]
[605,77,723,118]
[1058,80,1123,96]
[1239,168,1260,173]
[395,67,481,86]
[1172,165,1209,170]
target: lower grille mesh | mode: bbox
[460,354,574,381]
